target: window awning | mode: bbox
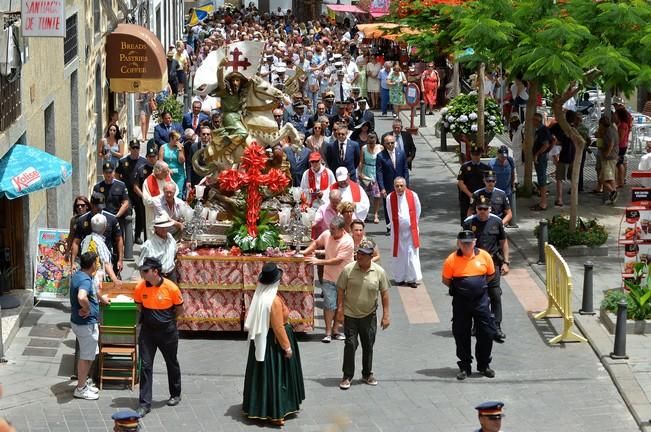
[370,11,389,18]
[105,24,168,93]
[0,145,72,200]
[326,4,367,14]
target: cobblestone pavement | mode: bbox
[0,112,641,432]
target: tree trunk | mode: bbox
[477,63,486,152]
[552,85,584,234]
[522,81,538,195]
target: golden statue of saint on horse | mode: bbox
[192,41,303,175]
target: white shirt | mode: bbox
[638,153,651,187]
[322,182,370,221]
[138,232,177,274]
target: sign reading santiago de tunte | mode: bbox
[21,0,65,37]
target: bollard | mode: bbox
[537,219,548,264]
[610,299,629,359]
[507,187,519,228]
[419,101,427,128]
[123,213,134,261]
[440,121,447,152]
[579,262,595,315]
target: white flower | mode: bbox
[459,115,468,123]
[489,115,496,121]
[471,124,478,132]
[488,120,495,126]
[447,115,455,123]
[469,112,478,120]
[443,122,449,128]
[441,107,449,115]
[450,124,456,130]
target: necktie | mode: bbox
[268,70,272,83]
[390,151,396,168]
[339,142,345,160]
[192,115,198,129]
[395,134,403,152]
[339,82,344,101]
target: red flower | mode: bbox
[262,168,291,193]
[240,143,268,173]
[218,169,245,192]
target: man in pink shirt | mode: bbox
[303,216,354,343]
[312,189,342,240]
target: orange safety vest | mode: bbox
[390,189,420,257]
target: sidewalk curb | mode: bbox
[417,122,651,432]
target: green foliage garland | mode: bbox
[226,209,284,253]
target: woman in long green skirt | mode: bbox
[243,263,305,426]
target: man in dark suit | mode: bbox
[182,100,210,134]
[376,134,410,228]
[306,102,328,132]
[153,111,184,147]
[382,119,416,170]
[353,98,375,131]
[185,125,212,188]
[284,144,311,186]
[325,126,360,182]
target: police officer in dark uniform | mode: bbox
[116,140,148,245]
[133,148,158,241]
[469,170,512,225]
[474,401,505,432]
[70,192,124,276]
[442,230,497,380]
[457,146,491,225]
[463,196,509,342]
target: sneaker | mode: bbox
[86,379,99,394]
[456,369,470,381]
[339,377,352,390]
[610,190,618,203]
[334,333,345,341]
[321,335,332,343]
[478,367,495,378]
[73,385,99,400]
[363,374,378,386]
[136,406,151,418]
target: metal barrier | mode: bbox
[534,243,587,344]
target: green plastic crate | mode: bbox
[101,302,138,327]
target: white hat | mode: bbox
[153,214,175,228]
[334,61,344,68]
[335,167,349,182]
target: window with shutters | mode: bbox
[64,14,78,65]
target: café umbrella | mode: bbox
[0,144,72,200]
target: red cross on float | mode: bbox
[219,41,264,82]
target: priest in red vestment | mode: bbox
[386,177,421,287]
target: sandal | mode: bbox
[529,204,547,211]
[373,215,380,224]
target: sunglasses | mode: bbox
[477,207,490,211]
[481,414,503,420]
[485,179,496,183]
[75,203,88,208]
[130,146,140,150]
[201,133,211,136]
[313,127,322,130]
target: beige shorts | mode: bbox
[600,159,616,182]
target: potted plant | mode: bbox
[440,93,504,159]
[601,262,651,334]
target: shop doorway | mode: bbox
[0,196,26,292]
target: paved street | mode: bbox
[0,113,641,431]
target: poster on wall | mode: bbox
[34,228,71,301]
[21,0,66,37]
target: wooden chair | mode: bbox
[98,325,137,389]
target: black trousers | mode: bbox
[132,195,146,241]
[452,293,495,371]
[459,195,470,226]
[342,312,377,379]
[139,323,181,408]
[487,262,503,325]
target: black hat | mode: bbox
[146,147,158,157]
[476,195,491,209]
[475,401,504,417]
[498,145,509,156]
[139,257,162,272]
[258,262,283,284]
[292,101,305,110]
[90,192,105,210]
[102,161,115,172]
[470,146,482,155]
[484,170,496,181]
[457,230,476,242]
[344,97,355,104]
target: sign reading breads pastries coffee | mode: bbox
[105,24,167,93]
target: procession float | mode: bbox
[174,41,316,332]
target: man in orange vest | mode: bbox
[385,177,421,288]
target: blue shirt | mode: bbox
[379,68,391,90]
[489,157,514,196]
[70,270,99,325]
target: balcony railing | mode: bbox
[0,74,21,132]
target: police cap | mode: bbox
[476,195,491,209]
[475,401,504,417]
[457,230,475,242]
[102,161,115,172]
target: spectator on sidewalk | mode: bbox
[530,113,552,211]
[638,142,651,187]
[70,252,110,401]
[598,114,620,205]
[335,239,390,390]
[550,111,578,208]
[489,145,516,206]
